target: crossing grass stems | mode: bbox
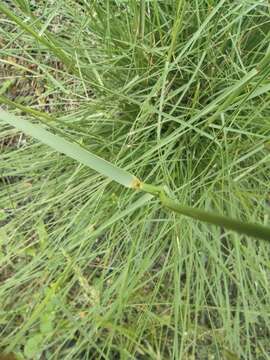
[0,1,270,359]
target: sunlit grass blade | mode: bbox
[0,109,138,188]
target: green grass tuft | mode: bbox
[0,1,270,359]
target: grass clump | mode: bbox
[0,1,270,359]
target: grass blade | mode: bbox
[0,109,138,188]
[0,2,73,70]
[1,108,269,241]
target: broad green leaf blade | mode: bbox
[0,109,138,188]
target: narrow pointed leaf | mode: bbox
[0,109,138,188]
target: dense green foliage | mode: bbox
[0,1,270,359]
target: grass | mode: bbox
[1,109,269,243]
[0,1,270,359]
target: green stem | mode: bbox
[0,95,53,122]
[257,49,270,73]
[139,183,163,196]
[0,3,75,73]
[139,0,145,39]
[141,183,270,242]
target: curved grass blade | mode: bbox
[0,109,139,188]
